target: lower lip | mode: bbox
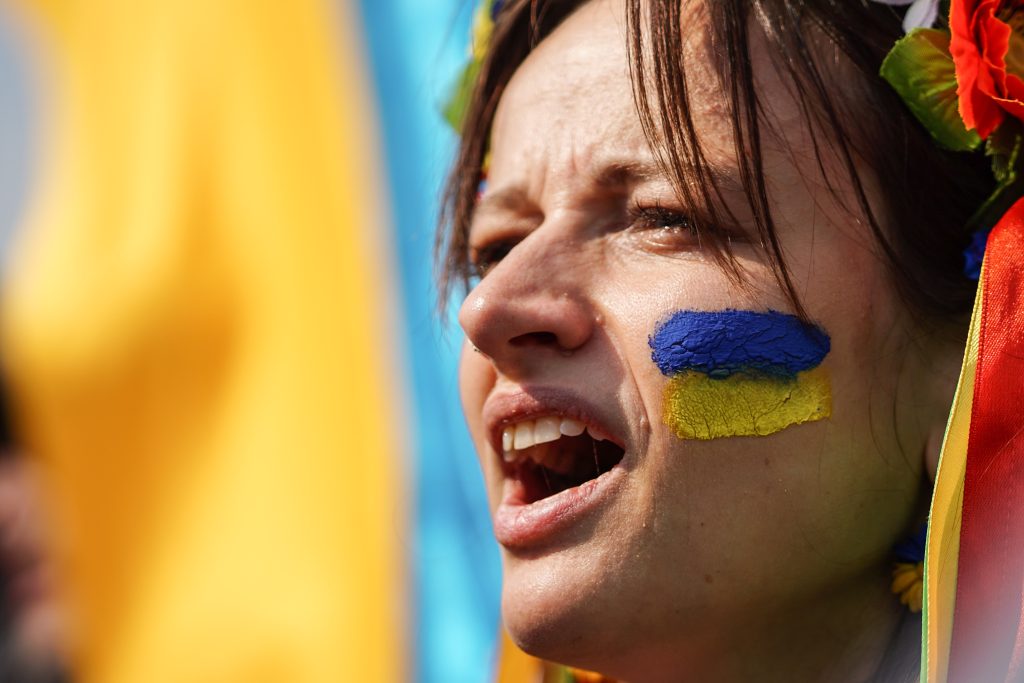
[492,462,627,549]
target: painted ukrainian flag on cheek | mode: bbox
[649,310,833,440]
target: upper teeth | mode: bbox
[501,417,604,461]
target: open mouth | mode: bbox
[501,417,626,504]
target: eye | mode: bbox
[626,202,705,249]
[628,202,698,234]
[469,238,517,280]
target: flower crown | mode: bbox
[877,0,1024,277]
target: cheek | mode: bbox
[457,343,504,498]
[458,346,493,451]
[645,309,833,442]
[458,340,494,406]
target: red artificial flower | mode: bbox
[950,0,1024,139]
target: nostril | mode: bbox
[509,331,559,348]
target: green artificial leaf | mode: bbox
[880,28,982,152]
[558,667,582,683]
[441,0,496,134]
[970,119,1024,228]
[988,119,1022,184]
[443,58,481,133]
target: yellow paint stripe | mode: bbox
[663,367,832,440]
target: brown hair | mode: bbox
[437,0,994,323]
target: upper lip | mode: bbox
[482,385,627,460]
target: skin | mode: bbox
[0,456,67,682]
[458,1,960,681]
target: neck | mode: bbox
[609,567,917,683]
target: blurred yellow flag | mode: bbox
[0,0,406,681]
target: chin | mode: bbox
[498,540,649,673]
[501,567,604,667]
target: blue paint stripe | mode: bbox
[650,309,831,378]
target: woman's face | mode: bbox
[458,0,949,678]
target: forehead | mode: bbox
[488,0,731,188]
[490,1,638,178]
[488,0,813,193]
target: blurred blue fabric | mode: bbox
[0,7,35,269]
[356,2,503,682]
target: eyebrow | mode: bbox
[590,160,662,188]
[473,160,664,218]
[592,158,744,194]
[472,158,743,219]
[473,186,533,218]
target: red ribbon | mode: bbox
[950,197,1024,682]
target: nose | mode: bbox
[458,242,596,375]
